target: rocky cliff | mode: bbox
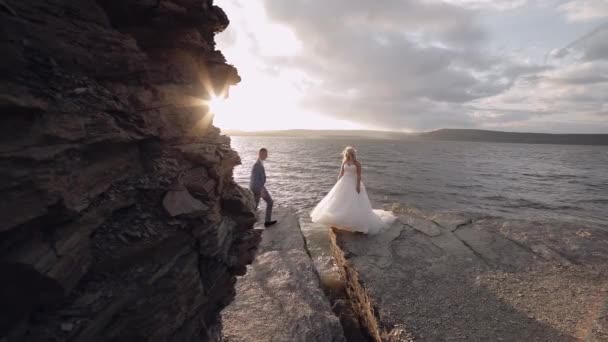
[0,1,260,341]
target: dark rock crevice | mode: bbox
[298,224,369,342]
[330,228,400,342]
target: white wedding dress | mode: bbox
[311,163,396,234]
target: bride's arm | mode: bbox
[356,162,361,193]
[337,162,345,180]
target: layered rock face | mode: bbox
[0,1,259,341]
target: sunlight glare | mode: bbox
[208,96,227,115]
[213,0,363,132]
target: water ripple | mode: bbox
[231,137,608,228]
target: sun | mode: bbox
[207,95,241,129]
[208,96,227,115]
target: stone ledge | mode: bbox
[222,208,346,342]
[332,211,608,342]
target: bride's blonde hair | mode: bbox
[342,146,357,163]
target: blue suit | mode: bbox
[249,160,273,222]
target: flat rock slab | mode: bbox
[223,208,345,342]
[332,211,608,342]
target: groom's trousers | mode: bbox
[253,187,273,223]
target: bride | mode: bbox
[311,146,396,234]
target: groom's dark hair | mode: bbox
[259,148,267,153]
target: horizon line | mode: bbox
[222,128,608,135]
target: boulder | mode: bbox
[163,189,209,217]
[221,181,257,225]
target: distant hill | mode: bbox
[418,129,608,146]
[224,128,608,146]
[223,129,413,140]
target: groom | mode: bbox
[249,148,277,227]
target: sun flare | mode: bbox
[206,95,238,129]
[208,96,227,116]
[202,82,366,131]
[211,1,366,132]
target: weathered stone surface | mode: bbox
[587,300,608,341]
[221,181,257,221]
[425,211,475,232]
[0,1,258,341]
[398,214,442,237]
[332,210,608,342]
[163,189,209,217]
[176,143,221,166]
[223,208,346,342]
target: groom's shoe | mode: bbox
[264,220,277,228]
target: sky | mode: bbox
[213,0,608,133]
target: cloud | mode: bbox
[550,61,608,84]
[471,59,608,132]
[581,25,608,60]
[217,0,608,133]
[260,0,565,131]
[264,0,487,47]
[559,0,608,22]
[441,0,529,11]
[548,23,608,62]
